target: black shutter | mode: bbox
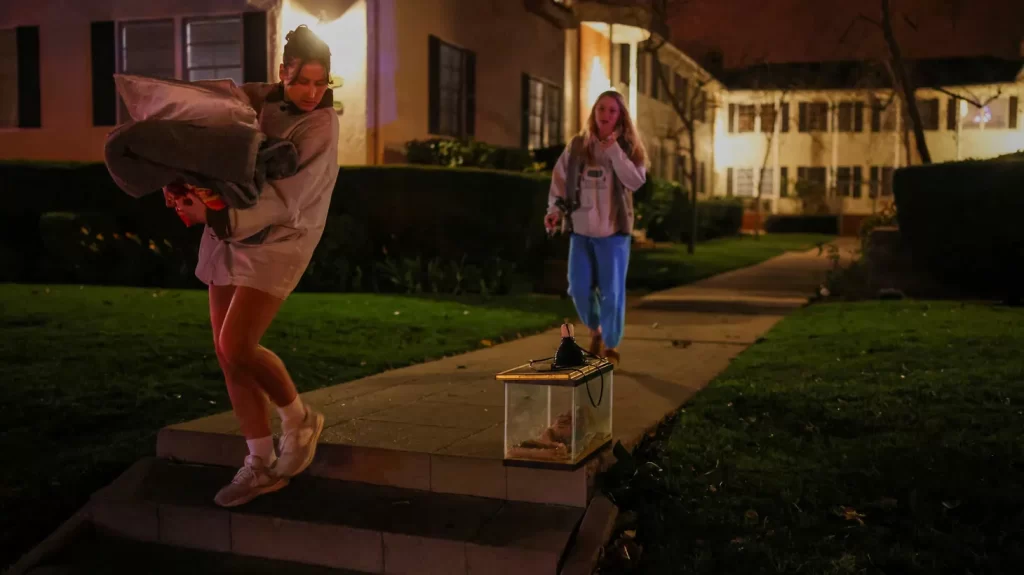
[852,166,863,198]
[243,12,269,83]
[521,74,530,148]
[90,21,116,126]
[727,104,735,132]
[726,167,734,197]
[16,26,41,128]
[780,102,789,132]
[946,97,957,130]
[428,35,440,134]
[871,101,881,132]
[619,44,630,85]
[1010,96,1018,129]
[779,166,788,197]
[870,166,879,198]
[854,101,864,132]
[464,50,476,138]
[798,102,807,132]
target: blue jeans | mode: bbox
[567,233,631,349]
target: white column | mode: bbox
[772,92,782,212]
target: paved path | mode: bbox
[164,240,854,472]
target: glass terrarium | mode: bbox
[496,357,613,469]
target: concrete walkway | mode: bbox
[159,241,853,508]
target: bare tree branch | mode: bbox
[902,13,918,31]
[929,86,1004,109]
[858,13,882,29]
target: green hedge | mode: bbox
[0,162,554,294]
[405,138,565,172]
[633,177,743,242]
[893,156,1024,301]
[764,215,839,235]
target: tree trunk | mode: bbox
[882,0,932,164]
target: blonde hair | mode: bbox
[581,90,647,167]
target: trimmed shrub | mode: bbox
[764,215,839,235]
[893,157,1024,301]
[405,138,535,172]
[633,177,743,242]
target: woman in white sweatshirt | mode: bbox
[544,90,648,366]
[172,25,338,507]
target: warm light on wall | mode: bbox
[587,56,612,109]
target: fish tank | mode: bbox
[496,357,613,469]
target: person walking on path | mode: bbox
[171,25,338,507]
[544,90,647,366]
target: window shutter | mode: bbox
[726,167,734,197]
[243,12,269,83]
[428,35,440,134]
[464,50,476,137]
[728,104,735,132]
[853,166,863,198]
[946,97,957,130]
[521,74,530,148]
[854,101,864,132]
[871,101,881,132]
[798,102,807,132]
[779,166,788,197]
[1010,96,1019,129]
[90,21,116,126]
[16,26,41,128]
[780,102,789,132]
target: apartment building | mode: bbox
[0,0,567,165]
[715,57,1024,215]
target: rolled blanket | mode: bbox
[104,119,298,210]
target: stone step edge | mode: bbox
[85,457,585,575]
[157,427,597,508]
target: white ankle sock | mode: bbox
[246,436,276,465]
[278,396,306,430]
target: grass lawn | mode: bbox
[600,300,1024,574]
[0,283,574,569]
[628,233,834,292]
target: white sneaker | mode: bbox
[275,406,325,478]
[213,455,289,508]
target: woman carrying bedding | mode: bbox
[171,25,338,507]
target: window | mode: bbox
[618,44,630,85]
[119,20,175,79]
[799,102,829,132]
[118,20,175,121]
[523,76,562,149]
[737,105,756,132]
[429,36,475,138]
[759,104,777,133]
[779,102,790,132]
[693,90,706,122]
[836,166,863,198]
[674,73,688,109]
[797,167,828,195]
[758,168,773,196]
[871,97,898,132]
[960,97,1012,130]
[0,29,17,127]
[184,17,243,83]
[869,166,894,197]
[837,101,864,132]
[637,52,648,96]
[779,166,789,197]
[735,168,755,197]
[914,98,939,130]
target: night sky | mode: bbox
[668,0,1024,68]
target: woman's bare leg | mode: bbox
[208,285,289,508]
[210,285,271,440]
[217,286,324,479]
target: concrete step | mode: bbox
[157,425,597,509]
[84,457,586,574]
[23,529,362,574]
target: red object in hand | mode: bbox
[164,182,226,225]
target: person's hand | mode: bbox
[544,211,561,233]
[600,130,620,150]
[174,192,208,227]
